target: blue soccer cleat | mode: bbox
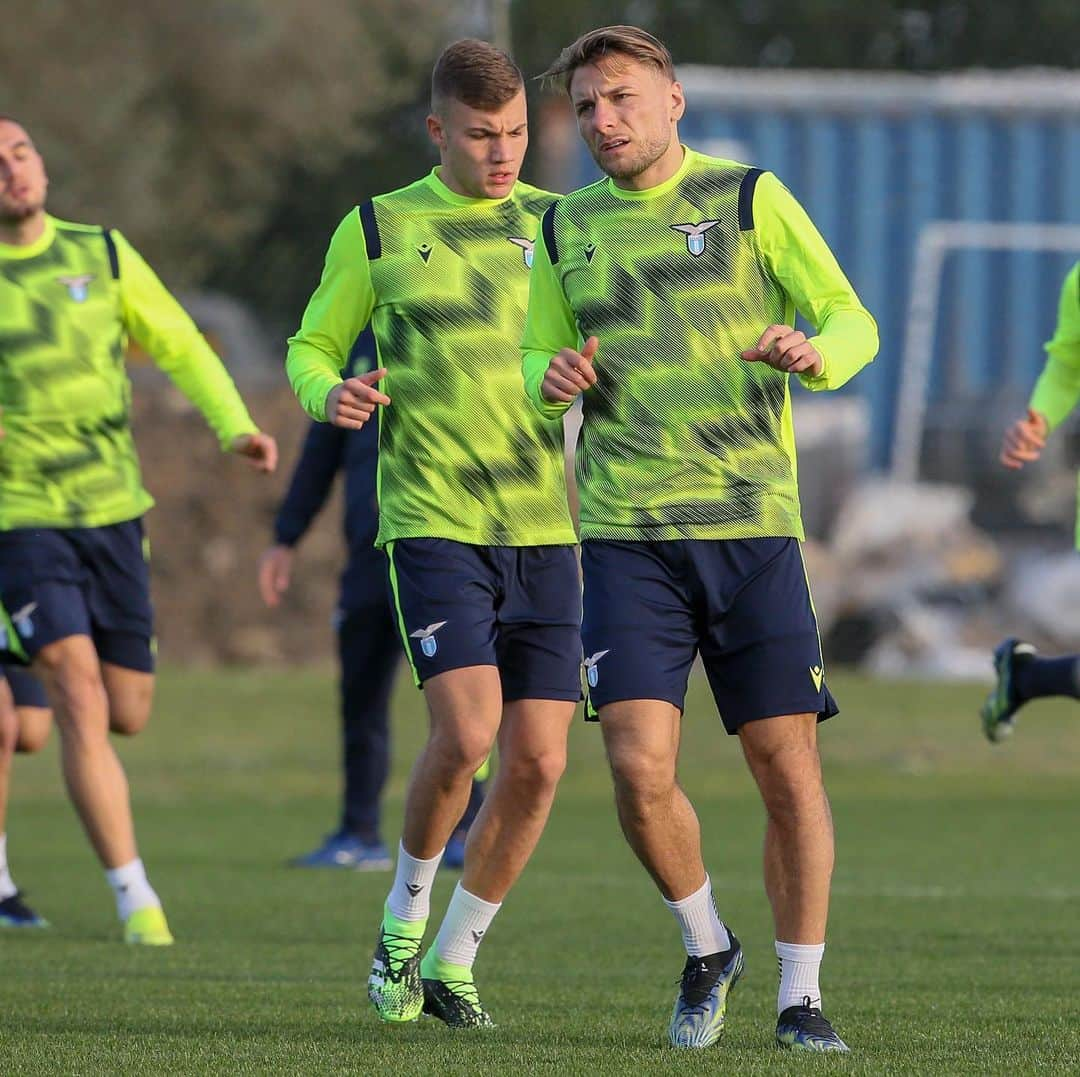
[289,830,392,870]
[668,932,744,1048]
[0,891,48,929]
[776,997,850,1052]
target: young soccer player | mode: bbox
[0,116,277,943]
[984,260,1080,741]
[523,26,878,1052]
[287,41,580,1027]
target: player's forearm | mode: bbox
[1029,356,1080,430]
[522,350,571,419]
[286,343,342,422]
[156,342,258,448]
[798,308,879,392]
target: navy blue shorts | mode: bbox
[385,539,582,702]
[0,667,49,709]
[0,520,155,672]
[581,537,837,734]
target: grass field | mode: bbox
[3,666,1079,1074]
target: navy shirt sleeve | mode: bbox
[273,420,347,547]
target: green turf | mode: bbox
[2,667,1078,1074]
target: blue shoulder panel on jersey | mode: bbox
[102,228,120,279]
[358,201,381,261]
[541,202,559,265]
[738,168,764,232]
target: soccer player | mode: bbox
[286,41,580,1027]
[0,668,50,927]
[259,330,486,871]
[0,117,278,943]
[984,260,1080,742]
[522,27,878,1053]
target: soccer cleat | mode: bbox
[776,997,850,1052]
[124,905,174,946]
[981,637,1036,743]
[289,830,392,871]
[0,891,48,928]
[368,919,425,1022]
[442,831,467,871]
[419,955,495,1029]
[668,933,744,1048]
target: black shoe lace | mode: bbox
[677,956,722,1011]
[441,977,485,1016]
[380,932,420,981]
[790,996,836,1038]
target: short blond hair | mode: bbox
[541,26,675,92]
[432,39,524,113]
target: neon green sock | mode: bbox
[420,948,472,983]
[383,903,426,940]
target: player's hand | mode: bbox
[258,544,294,608]
[326,369,391,430]
[740,325,823,377]
[1000,407,1048,470]
[231,431,278,473]
[540,336,599,403]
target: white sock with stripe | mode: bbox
[663,875,731,956]
[776,940,825,1013]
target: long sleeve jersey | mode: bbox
[521,148,878,542]
[0,216,256,529]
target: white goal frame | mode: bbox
[891,220,1080,481]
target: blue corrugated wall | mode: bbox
[569,73,1080,467]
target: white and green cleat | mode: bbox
[124,905,174,946]
[368,909,426,1022]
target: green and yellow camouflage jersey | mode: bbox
[521,147,878,543]
[287,168,576,548]
[1028,261,1080,545]
[0,215,258,530]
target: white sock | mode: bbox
[105,858,160,921]
[776,940,825,1013]
[663,875,731,956]
[386,841,442,922]
[432,882,501,969]
[0,834,16,900]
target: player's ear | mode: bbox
[426,113,445,150]
[669,80,686,124]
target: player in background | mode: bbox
[0,117,277,943]
[523,27,877,1053]
[259,329,486,871]
[984,260,1080,741]
[0,667,50,927]
[287,40,580,1029]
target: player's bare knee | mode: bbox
[502,745,566,797]
[16,710,52,753]
[109,703,151,737]
[429,726,492,781]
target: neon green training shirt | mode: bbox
[286,168,576,548]
[521,148,879,543]
[0,215,257,530]
[1028,261,1080,545]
